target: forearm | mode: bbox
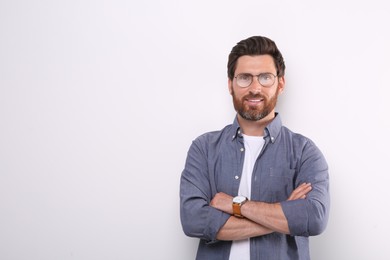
[216,216,273,241]
[241,201,290,234]
[211,183,313,236]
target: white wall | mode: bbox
[1,0,389,259]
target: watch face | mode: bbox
[233,195,247,204]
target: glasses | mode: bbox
[234,73,277,88]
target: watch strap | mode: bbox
[232,197,247,218]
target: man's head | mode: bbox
[227,36,286,122]
[227,36,285,81]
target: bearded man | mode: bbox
[180,36,330,260]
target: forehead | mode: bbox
[235,55,276,74]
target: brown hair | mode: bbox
[227,36,286,80]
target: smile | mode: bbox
[245,98,264,104]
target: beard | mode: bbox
[232,89,279,121]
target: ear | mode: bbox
[228,79,233,95]
[277,76,285,94]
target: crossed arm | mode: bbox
[210,183,312,241]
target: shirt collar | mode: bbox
[264,113,282,143]
[231,113,283,143]
[231,117,242,140]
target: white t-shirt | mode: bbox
[229,134,265,260]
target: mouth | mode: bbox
[245,97,264,106]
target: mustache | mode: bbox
[243,93,265,99]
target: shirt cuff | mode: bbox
[204,207,231,243]
[281,200,309,236]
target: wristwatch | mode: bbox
[232,195,248,218]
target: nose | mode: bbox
[248,76,263,94]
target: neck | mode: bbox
[237,112,276,136]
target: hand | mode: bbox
[210,192,233,214]
[287,182,312,201]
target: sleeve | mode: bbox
[180,138,231,243]
[280,140,330,237]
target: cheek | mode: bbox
[232,87,248,97]
[269,87,280,98]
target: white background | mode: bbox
[1,0,389,259]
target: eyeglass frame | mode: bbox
[234,72,279,88]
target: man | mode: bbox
[180,36,330,260]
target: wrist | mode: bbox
[232,196,248,218]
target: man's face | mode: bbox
[228,55,285,121]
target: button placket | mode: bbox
[235,146,245,181]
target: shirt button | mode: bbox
[240,148,244,152]
[271,136,275,142]
[235,175,239,180]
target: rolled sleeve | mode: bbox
[281,141,330,237]
[180,139,230,242]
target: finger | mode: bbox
[288,183,312,200]
[296,183,312,191]
[295,183,312,196]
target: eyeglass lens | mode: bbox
[236,73,276,88]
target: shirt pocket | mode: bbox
[265,167,295,203]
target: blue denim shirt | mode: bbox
[180,114,330,260]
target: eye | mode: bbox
[237,73,251,81]
[260,73,272,81]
